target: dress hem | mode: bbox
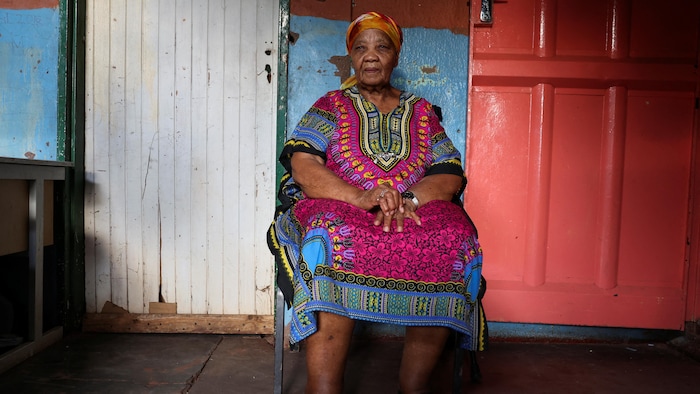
[289,302,472,344]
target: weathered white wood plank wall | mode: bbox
[85,0,278,316]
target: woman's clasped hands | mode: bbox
[371,186,421,232]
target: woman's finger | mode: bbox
[382,208,394,232]
[404,210,422,226]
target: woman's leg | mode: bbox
[398,326,451,394]
[304,311,356,394]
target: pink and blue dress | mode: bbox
[268,86,484,350]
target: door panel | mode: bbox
[619,93,694,287]
[548,90,605,284]
[467,0,699,329]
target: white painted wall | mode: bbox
[84,0,278,315]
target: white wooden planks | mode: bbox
[124,0,145,313]
[206,0,226,315]
[140,0,161,316]
[253,0,277,316]
[84,0,278,317]
[222,0,242,314]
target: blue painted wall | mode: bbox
[287,15,469,160]
[0,7,61,161]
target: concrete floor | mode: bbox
[0,332,699,393]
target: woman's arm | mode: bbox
[290,152,392,211]
[405,173,463,207]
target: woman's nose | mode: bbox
[364,49,379,60]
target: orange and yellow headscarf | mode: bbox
[341,12,403,89]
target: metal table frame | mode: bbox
[0,157,72,373]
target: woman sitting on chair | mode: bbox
[268,12,483,394]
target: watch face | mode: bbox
[401,191,414,199]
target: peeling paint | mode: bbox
[420,65,438,74]
[0,0,58,10]
[289,31,299,45]
[328,55,351,82]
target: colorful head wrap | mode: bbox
[345,12,403,54]
[341,12,403,89]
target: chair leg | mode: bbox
[469,350,482,383]
[274,287,285,394]
[453,339,483,393]
[452,333,464,394]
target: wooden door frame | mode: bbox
[686,75,700,326]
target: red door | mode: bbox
[466,0,700,329]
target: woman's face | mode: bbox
[349,28,399,89]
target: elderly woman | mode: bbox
[268,12,483,393]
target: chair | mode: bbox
[273,277,487,394]
[273,105,486,393]
[273,287,285,394]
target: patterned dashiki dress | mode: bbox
[268,86,484,350]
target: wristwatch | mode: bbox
[401,191,419,208]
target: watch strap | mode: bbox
[401,191,420,208]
